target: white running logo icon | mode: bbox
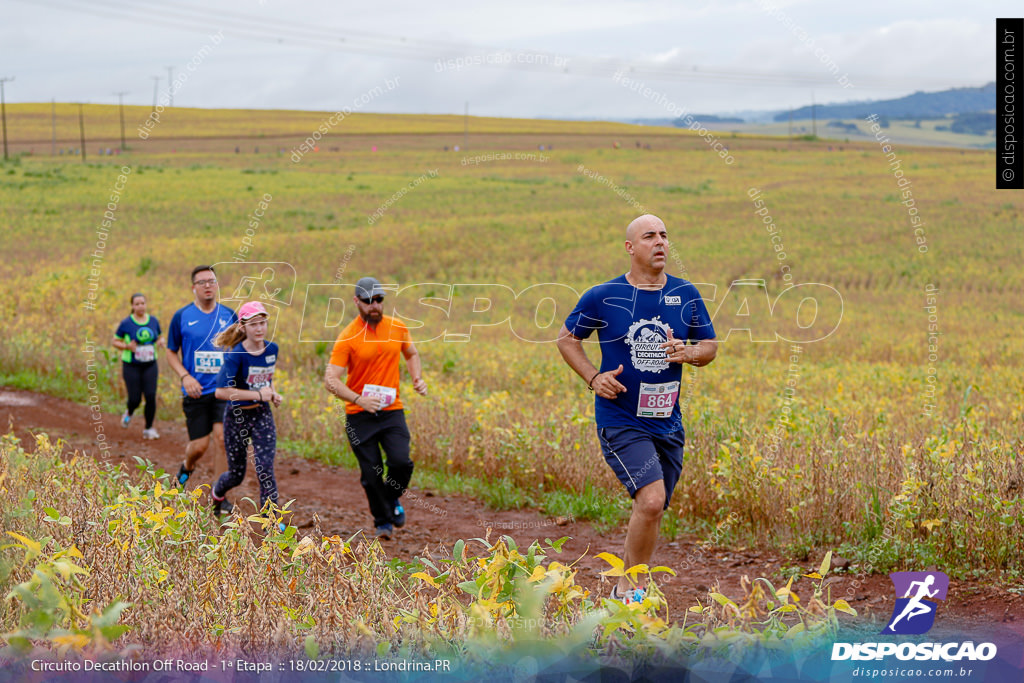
[888,574,939,631]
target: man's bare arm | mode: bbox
[556,324,626,400]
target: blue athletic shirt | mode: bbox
[563,274,715,433]
[114,314,161,364]
[216,341,278,408]
[167,303,238,397]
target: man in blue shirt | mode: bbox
[557,214,718,605]
[166,265,239,486]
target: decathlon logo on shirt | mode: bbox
[831,571,997,663]
[624,317,670,372]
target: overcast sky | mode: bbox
[2,0,1013,118]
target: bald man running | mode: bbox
[557,214,718,604]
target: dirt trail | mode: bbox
[2,388,1020,635]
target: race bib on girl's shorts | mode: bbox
[134,344,155,362]
[636,381,680,418]
[362,384,397,409]
[193,351,224,374]
[246,366,274,389]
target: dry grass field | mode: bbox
[1,103,1022,577]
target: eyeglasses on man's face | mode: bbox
[193,278,218,287]
[359,295,385,304]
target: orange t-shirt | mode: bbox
[329,315,411,414]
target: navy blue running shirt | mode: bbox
[167,303,238,397]
[216,341,279,408]
[563,274,715,433]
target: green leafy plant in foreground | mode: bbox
[2,531,131,657]
[1,431,855,663]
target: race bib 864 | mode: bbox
[636,381,679,418]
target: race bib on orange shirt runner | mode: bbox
[362,384,397,409]
[637,381,679,418]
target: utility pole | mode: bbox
[114,91,128,150]
[166,66,174,107]
[811,90,817,138]
[51,99,56,156]
[78,103,86,163]
[463,101,468,152]
[151,76,160,111]
[0,76,14,161]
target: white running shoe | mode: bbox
[142,428,160,440]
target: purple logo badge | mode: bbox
[881,571,949,635]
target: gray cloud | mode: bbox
[2,0,1012,117]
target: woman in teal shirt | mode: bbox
[113,293,164,439]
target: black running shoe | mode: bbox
[176,464,194,487]
[213,498,234,518]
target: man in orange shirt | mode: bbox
[324,276,428,539]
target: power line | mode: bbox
[17,0,967,92]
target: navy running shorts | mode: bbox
[597,425,685,509]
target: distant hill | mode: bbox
[624,118,679,127]
[675,114,745,125]
[950,111,996,135]
[625,114,750,127]
[774,83,995,121]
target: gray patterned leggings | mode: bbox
[213,402,278,510]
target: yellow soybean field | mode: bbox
[1,103,1023,578]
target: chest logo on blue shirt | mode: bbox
[137,327,154,343]
[625,317,670,372]
[664,295,681,305]
[219,318,230,328]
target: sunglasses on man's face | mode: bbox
[359,295,385,304]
